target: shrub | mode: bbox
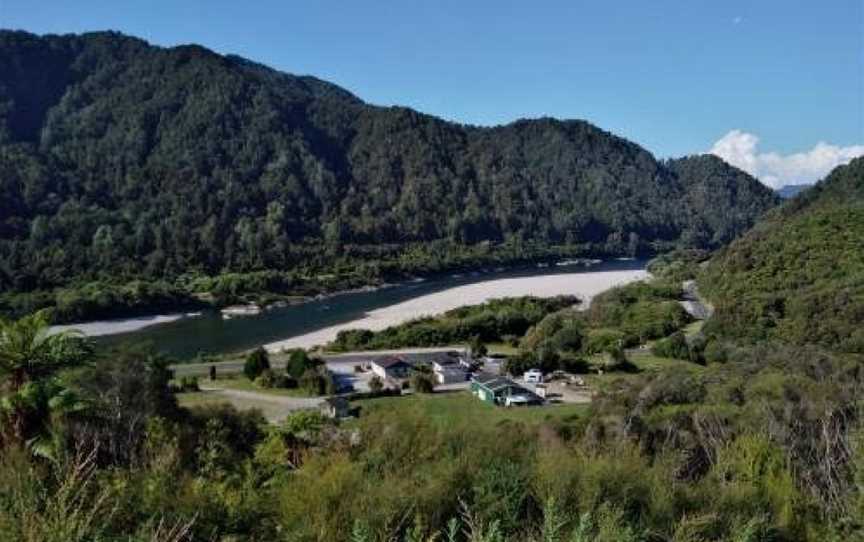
[470,335,488,358]
[332,328,374,351]
[255,371,296,389]
[651,332,691,361]
[584,329,630,355]
[244,347,271,381]
[559,356,592,374]
[603,348,638,373]
[704,340,730,364]
[286,349,321,379]
[368,376,384,394]
[275,374,297,389]
[255,369,276,388]
[471,458,536,535]
[504,351,536,377]
[501,334,520,347]
[299,367,335,396]
[177,376,200,392]
[410,372,436,394]
[552,324,584,352]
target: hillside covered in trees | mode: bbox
[0,30,779,321]
[700,157,864,353]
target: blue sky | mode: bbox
[2,1,862,186]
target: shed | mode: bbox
[371,356,413,380]
[471,373,543,406]
[432,358,468,384]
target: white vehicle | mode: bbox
[524,369,544,384]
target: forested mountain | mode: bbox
[701,157,864,352]
[0,30,779,320]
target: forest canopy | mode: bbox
[0,30,779,322]
[700,157,864,353]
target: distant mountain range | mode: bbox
[701,157,864,353]
[776,184,812,199]
[0,30,780,319]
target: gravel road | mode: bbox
[196,386,325,423]
[680,280,714,320]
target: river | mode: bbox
[84,259,647,360]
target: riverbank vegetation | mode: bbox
[328,296,579,352]
[327,275,698,376]
[495,279,696,375]
[0,242,596,324]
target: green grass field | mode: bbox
[176,391,230,408]
[682,320,705,337]
[485,342,520,356]
[351,391,587,427]
[626,351,702,372]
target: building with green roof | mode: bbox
[470,373,543,406]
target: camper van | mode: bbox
[524,369,544,384]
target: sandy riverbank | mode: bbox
[49,313,198,337]
[265,268,649,352]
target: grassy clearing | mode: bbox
[682,320,704,337]
[486,342,520,356]
[351,391,587,427]
[582,351,704,392]
[201,376,316,397]
[627,352,703,372]
[584,351,702,374]
[176,391,231,408]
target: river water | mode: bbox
[91,259,647,360]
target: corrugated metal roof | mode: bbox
[372,356,411,369]
[473,374,544,402]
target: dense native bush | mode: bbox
[520,309,584,353]
[328,296,579,351]
[503,279,694,375]
[586,281,692,342]
[647,248,710,282]
[699,158,864,352]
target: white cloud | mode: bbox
[709,130,864,189]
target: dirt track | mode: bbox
[196,386,324,423]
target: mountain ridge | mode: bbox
[776,183,812,199]
[0,30,780,320]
